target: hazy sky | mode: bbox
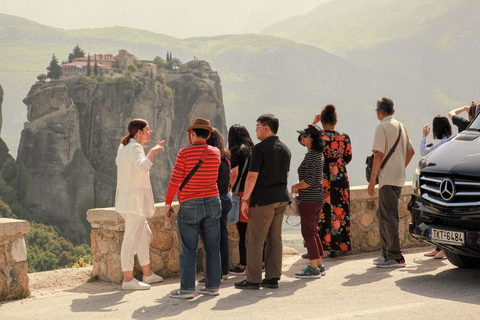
[0,0,330,38]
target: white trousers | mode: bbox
[121,213,152,271]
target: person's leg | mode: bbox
[136,217,152,275]
[378,185,402,260]
[300,202,323,268]
[121,214,147,281]
[219,192,232,276]
[236,222,248,267]
[264,202,288,280]
[200,196,222,290]
[245,204,273,283]
[177,199,202,292]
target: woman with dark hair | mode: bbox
[312,104,352,258]
[197,128,232,282]
[448,101,479,133]
[227,124,254,275]
[420,115,452,156]
[115,119,165,290]
[420,115,452,259]
[292,124,325,278]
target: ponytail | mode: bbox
[122,120,147,146]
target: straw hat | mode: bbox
[186,117,213,132]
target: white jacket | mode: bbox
[115,139,155,217]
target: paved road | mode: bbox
[2,247,480,320]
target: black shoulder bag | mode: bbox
[365,126,402,184]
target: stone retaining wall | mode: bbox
[87,182,423,283]
[0,218,30,301]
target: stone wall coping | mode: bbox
[0,218,30,237]
[351,181,412,201]
[87,202,180,223]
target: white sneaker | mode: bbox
[142,273,163,284]
[199,287,220,296]
[122,278,151,290]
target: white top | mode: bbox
[372,115,414,188]
[419,136,450,157]
[115,139,155,217]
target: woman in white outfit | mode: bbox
[116,119,165,290]
[420,115,451,259]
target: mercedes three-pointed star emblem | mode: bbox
[439,178,456,201]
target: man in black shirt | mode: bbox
[448,102,479,133]
[234,114,291,290]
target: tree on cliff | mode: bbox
[46,54,62,79]
[68,44,85,62]
[172,57,183,70]
[86,54,91,76]
[153,56,166,69]
[94,56,98,76]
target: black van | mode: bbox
[408,116,480,268]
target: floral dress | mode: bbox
[319,130,352,252]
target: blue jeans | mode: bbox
[177,196,222,291]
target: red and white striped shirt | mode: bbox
[165,141,220,204]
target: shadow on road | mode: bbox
[395,267,480,305]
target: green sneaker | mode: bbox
[295,266,321,279]
[319,264,326,276]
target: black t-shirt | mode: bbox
[230,146,250,193]
[249,136,291,207]
[217,157,230,194]
[452,115,470,133]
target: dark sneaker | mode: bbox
[301,252,309,259]
[169,289,195,299]
[197,276,206,284]
[295,266,321,279]
[260,278,279,289]
[319,264,326,276]
[234,279,260,290]
[376,256,406,268]
[198,287,219,296]
[229,264,246,274]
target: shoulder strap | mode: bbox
[179,145,213,191]
[380,125,402,170]
[233,158,249,194]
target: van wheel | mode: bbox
[445,250,480,268]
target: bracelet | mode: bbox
[241,198,249,203]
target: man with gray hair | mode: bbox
[368,97,415,268]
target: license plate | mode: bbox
[429,228,465,245]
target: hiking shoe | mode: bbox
[229,264,246,274]
[295,266,321,279]
[319,264,326,276]
[260,278,279,288]
[122,278,151,290]
[376,257,406,268]
[234,279,260,290]
[169,289,195,299]
[199,287,220,296]
[373,256,386,264]
[142,272,163,284]
[301,252,309,259]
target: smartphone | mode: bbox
[167,207,174,217]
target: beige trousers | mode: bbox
[120,213,152,271]
[245,202,288,283]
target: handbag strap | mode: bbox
[233,158,249,194]
[179,145,213,191]
[380,125,402,170]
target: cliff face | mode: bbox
[17,61,226,243]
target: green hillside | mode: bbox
[261,0,471,57]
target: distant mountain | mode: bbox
[0,13,380,188]
[261,0,472,57]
